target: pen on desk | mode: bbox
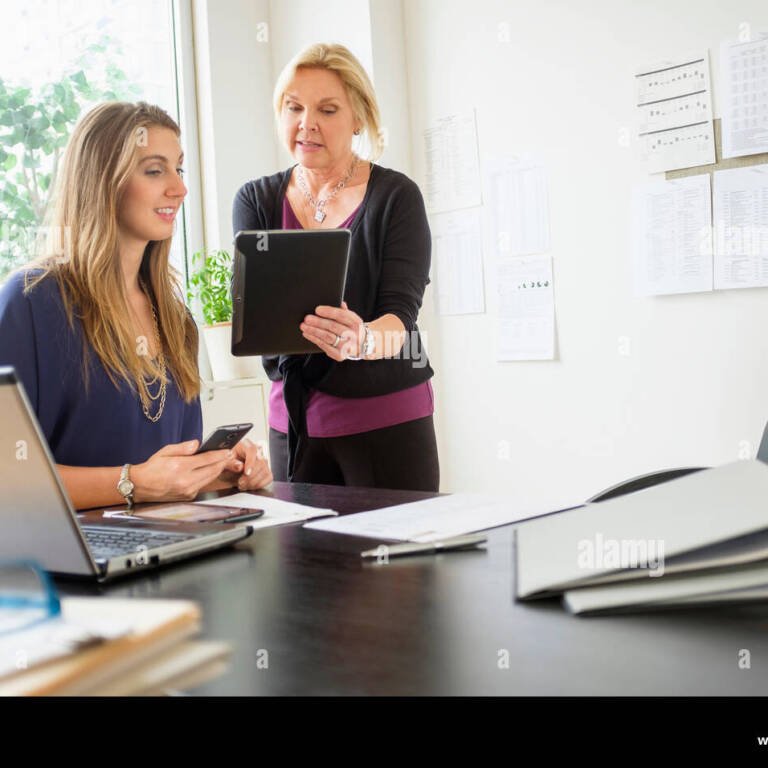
[360,533,487,559]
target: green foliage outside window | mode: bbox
[0,37,140,282]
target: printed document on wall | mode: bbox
[631,174,713,296]
[721,34,768,159]
[423,110,482,213]
[485,156,550,257]
[432,208,485,315]
[635,52,715,173]
[496,254,555,361]
[713,166,768,290]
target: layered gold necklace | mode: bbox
[137,277,167,422]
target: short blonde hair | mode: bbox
[273,43,384,161]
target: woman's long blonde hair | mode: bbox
[273,43,385,161]
[26,101,199,405]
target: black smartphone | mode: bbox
[196,423,254,453]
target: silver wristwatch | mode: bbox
[117,463,135,509]
[347,323,375,360]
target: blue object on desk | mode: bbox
[0,560,61,636]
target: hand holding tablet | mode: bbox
[300,301,365,361]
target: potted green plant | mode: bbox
[187,248,263,381]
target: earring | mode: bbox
[354,128,361,135]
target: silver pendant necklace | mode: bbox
[297,156,359,223]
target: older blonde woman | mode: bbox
[233,43,439,491]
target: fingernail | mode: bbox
[246,468,252,476]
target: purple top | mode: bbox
[268,197,434,438]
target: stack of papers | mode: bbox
[304,492,578,542]
[515,460,768,615]
[0,598,228,695]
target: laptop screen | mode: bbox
[0,367,95,576]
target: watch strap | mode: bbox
[118,463,135,509]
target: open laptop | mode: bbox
[0,367,253,581]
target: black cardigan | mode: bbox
[232,163,434,477]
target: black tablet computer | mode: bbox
[231,229,351,356]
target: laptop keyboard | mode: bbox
[81,525,198,561]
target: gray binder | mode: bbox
[515,460,768,601]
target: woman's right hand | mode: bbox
[131,440,234,503]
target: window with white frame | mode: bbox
[0,0,197,282]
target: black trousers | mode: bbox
[269,415,440,492]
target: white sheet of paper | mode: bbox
[486,157,550,257]
[431,208,485,315]
[194,493,337,528]
[423,110,482,213]
[720,34,768,159]
[713,165,768,290]
[636,52,715,173]
[496,254,555,361]
[303,492,576,542]
[631,174,713,296]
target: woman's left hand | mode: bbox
[219,438,273,490]
[300,301,363,361]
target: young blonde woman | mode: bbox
[0,101,272,510]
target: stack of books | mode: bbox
[0,598,229,695]
[515,460,768,615]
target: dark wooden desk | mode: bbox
[62,482,768,695]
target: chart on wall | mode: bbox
[720,33,768,159]
[485,156,550,258]
[423,110,483,214]
[631,174,713,296]
[635,51,715,174]
[713,165,768,289]
[431,208,486,316]
[495,254,555,362]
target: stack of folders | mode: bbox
[515,460,768,616]
[0,598,230,695]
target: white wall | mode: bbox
[195,0,768,505]
[192,0,276,252]
[402,0,768,504]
